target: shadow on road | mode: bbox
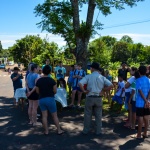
[0,96,149,150]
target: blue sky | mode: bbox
[0,0,150,49]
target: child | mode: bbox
[55,78,67,107]
[67,65,75,98]
[59,78,66,89]
[105,70,112,104]
[111,74,125,113]
[8,68,11,75]
[38,67,42,77]
[69,62,86,107]
[128,71,140,129]
[124,67,137,127]
[11,67,23,106]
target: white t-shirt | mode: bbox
[116,81,125,97]
[125,76,135,92]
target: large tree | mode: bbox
[35,0,144,69]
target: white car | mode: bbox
[8,62,14,66]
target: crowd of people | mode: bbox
[10,60,150,138]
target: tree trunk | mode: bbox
[71,0,96,71]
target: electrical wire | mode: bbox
[102,19,150,29]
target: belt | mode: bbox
[88,95,102,98]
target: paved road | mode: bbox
[0,70,149,150]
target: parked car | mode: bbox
[8,61,14,66]
[0,64,6,69]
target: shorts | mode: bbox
[131,100,136,113]
[136,107,150,117]
[28,88,39,100]
[125,92,131,110]
[112,95,123,105]
[72,86,82,92]
[68,82,74,88]
[39,97,57,113]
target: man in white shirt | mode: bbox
[78,62,113,135]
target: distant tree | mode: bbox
[100,36,117,48]
[9,35,45,67]
[144,46,150,64]
[111,41,130,62]
[128,42,144,63]
[64,47,75,60]
[120,35,133,44]
[32,41,61,67]
[0,41,2,52]
[88,38,111,66]
[35,0,144,70]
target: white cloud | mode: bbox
[1,32,150,49]
[0,33,66,49]
[1,40,15,44]
[109,33,150,45]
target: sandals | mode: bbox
[57,130,65,135]
[28,121,33,125]
[124,124,131,128]
[68,104,75,108]
[44,132,49,136]
[131,134,143,140]
[142,135,148,138]
[33,122,42,126]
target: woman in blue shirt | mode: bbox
[26,64,39,126]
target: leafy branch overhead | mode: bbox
[34,0,144,69]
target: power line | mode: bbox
[102,19,150,29]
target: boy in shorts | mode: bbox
[111,74,125,113]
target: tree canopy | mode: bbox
[34,0,145,69]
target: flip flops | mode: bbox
[142,135,148,138]
[57,130,65,135]
[44,133,49,136]
[124,124,131,128]
[131,134,143,140]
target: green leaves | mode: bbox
[0,41,2,52]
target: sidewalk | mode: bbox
[0,96,149,150]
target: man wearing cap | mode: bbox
[78,62,113,135]
[118,62,130,81]
[11,67,23,106]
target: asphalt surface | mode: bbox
[0,70,149,150]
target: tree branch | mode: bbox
[70,0,80,34]
[86,0,96,40]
